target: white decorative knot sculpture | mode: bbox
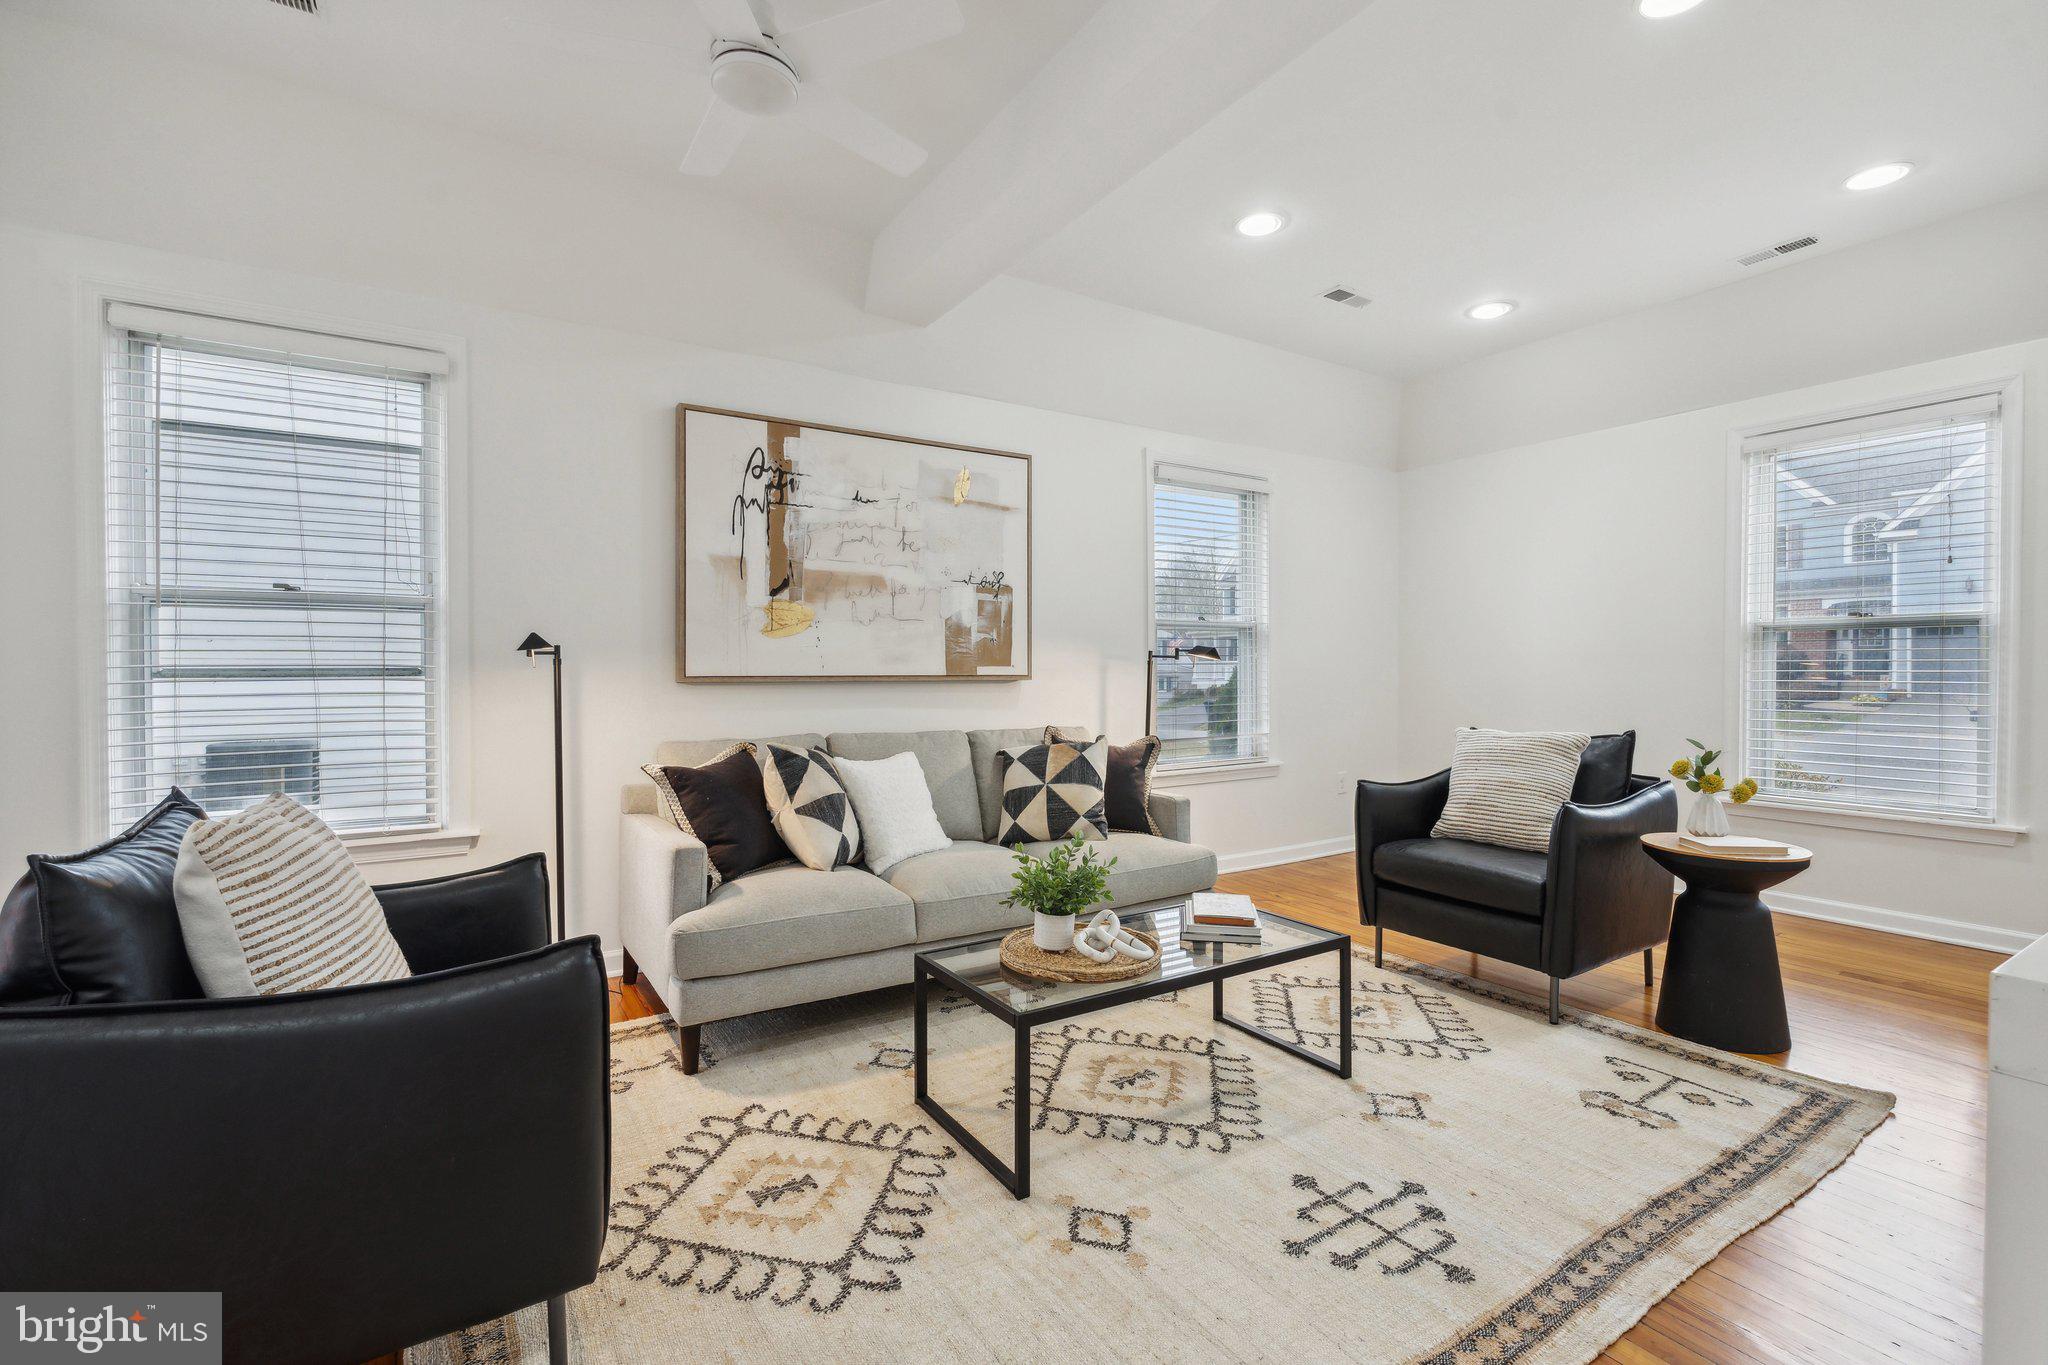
[1070,908,1155,964]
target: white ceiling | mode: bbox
[12,0,2048,381]
[1,0,1099,238]
[1016,0,2048,377]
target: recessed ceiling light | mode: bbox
[1234,210,1288,238]
[1465,300,1517,321]
[1844,162,1914,192]
[1638,0,1707,16]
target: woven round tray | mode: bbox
[998,926,1162,984]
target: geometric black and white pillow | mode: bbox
[995,737,1109,846]
[757,743,862,871]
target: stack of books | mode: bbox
[1181,892,1262,944]
[1676,834,1793,857]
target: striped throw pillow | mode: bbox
[1431,728,1591,853]
[171,793,411,997]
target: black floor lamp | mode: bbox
[1144,642,1222,737]
[517,633,566,943]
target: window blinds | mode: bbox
[105,307,446,836]
[1739,393,2002,821]
[1151,462,1271,766]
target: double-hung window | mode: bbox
[1737,388,2009,823]
[103,304,449,836]
[1149,461,1271,768]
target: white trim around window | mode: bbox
[1723,375,2025,839]
[75,280,473,858]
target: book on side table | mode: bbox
[1182,892,1263,944]
[1676,834,1793,857]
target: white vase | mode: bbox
[1685,790,1730,837]
[1032,912,1075,952]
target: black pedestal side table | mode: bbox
[1639,831,1812,1055]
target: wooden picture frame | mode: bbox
[675,404,1033,683]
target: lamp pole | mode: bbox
[1144,642,1222,737]
[516,633,565,942]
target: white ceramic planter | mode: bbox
[1032,911,1076,952]
[1685,790,1730,837]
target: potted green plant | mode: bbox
[1669,739,1758,836]
[1003,834,1119,952]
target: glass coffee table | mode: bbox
[913,900,1352,1199]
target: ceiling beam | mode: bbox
[863,0,1371,326]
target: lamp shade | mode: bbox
[516,632,555,655]
[1182,645,1222,661]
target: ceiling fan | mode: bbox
[680,0,963,177]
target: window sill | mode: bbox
[1154,760,1282,788]
[343,827,482,865]
[1731,799,2024,846]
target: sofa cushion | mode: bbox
[672,865,915,979]
[1373,837,1548,920]
[967,727,1073,840]
[1048,728,1162,836]
[654,733,826,769]
[0,790,207,1006]
[995,737,1109,845]
[827,730,980,841]
[887,834,1217,943]
[1571,731,1637,805]
[644,746,790,890]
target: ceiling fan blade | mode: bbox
[694,0,765,43]
[678,96,755,175]
[771,0,963,77]
[793,84,927,175]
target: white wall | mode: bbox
[1398,339,2048,951]
[0,223,1401,956]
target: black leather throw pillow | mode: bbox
[1570,731,1637,806]
[1046,727,1162,835]
[0,789,207,1006]
[643,744,790,889]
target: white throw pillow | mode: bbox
[172,792,411,996]
[834,751,953,874]
[1431,727,1591,853]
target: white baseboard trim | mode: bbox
[602,946,624,976]
[1218,836,1352,875]
[1764,889,2035,955]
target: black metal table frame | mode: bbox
[912,910,1352,1200]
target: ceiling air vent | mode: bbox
[1321,287,1370,309]
[268,0,318,12]
[1735,235,1819,268]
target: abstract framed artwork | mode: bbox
[676,405,1032,682]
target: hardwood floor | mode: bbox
[606,852,2001,1364]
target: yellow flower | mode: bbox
[1731,778,1758,805]
[1669,758,1693,778]
[1700,772,1726,794]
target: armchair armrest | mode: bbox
[0,938,610,1365]
[619,813,710,992]
[1147,790,1193,843]
[374,852,551,974]
[1543,775,1678,978]
[1354,770,1451,925]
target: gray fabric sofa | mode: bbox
[618,726,1217,1071]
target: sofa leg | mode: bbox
[678,1023,702,1075]
[1548,977,1561,1025]
[1373,923,1383,968]
[546,1294,567,1365]
[621,949,639,986]
[1643,947,1655,988]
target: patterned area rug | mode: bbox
[408,951,1891,1365]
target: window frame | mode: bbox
[1144,454,1274,777]
[1723,375,2026,844]
[79,284,476,860]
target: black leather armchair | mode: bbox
[1356,762,1677,1022]
[0,855,609,1365]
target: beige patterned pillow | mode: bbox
[1431,727,1591,853]
[172,793,411,996]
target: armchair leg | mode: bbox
[547,1294,567,1365]
[1548,977,1561,1025]
[1373,923,1383,968]
[678,1023,702,1075]
[1643,947,1655,988]
[621,949,639,986]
